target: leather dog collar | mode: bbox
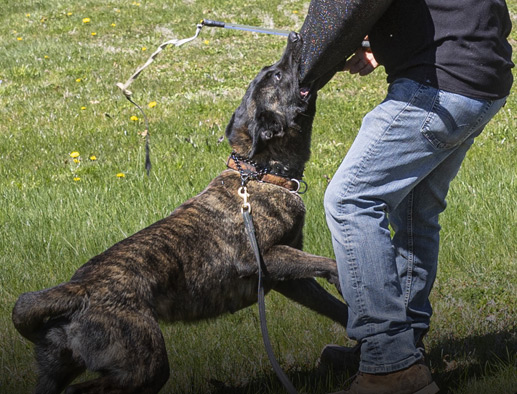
[226,154,306,193]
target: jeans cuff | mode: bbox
[359,352,423,374]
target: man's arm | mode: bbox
[299,0,392,90]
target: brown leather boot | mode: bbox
[319,335,428,375]
[331,360,439,394]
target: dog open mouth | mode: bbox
[300,87,310,100]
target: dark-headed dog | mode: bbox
[12,32,347,394]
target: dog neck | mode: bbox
[226,153,306,193]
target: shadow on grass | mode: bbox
[209,367,352,394]
[207,329,516,394]
[429,329,516,394]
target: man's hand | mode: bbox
[343,47,379,76]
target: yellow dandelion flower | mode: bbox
[76,78,82,82]
[148,101,157,108]
[73,177,81,181]
[293,10,299,14]
[116,173,125,178]
[73,158,80,164]
[67,12,73,16]
[130,115,139,121]
[26,13,30,17]
[17,37,23,41]
[81,106,86,110]
[111,23,116,27]
[141,47,147,51]
[89,155,97,161]
[70,151,80,158]
[82,17,91,24]
[91,32,97,36]
[203,40,209,45]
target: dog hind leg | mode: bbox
[64,375,167,394]
[65,313,170,394]
[34,368,84,394]
[32,318,86,394]
[62,354,170,394]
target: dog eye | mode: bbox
[274,72,282,81]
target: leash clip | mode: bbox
[238,186,251,213]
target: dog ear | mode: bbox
[226,104,261,158]
[225,104,249,146]
[257,110,284,140]
[225,112,237,140]
[249,110,285,157]
[225,99,286,158]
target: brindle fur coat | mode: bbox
[12,32,347,394]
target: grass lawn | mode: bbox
[1,0,516,393]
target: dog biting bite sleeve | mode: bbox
[299,0,393,90]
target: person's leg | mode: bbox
[324,78,506,375]
[390,92,506,346]
[390,185,438,350]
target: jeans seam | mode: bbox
[465,99,495,136]
[420,88,443,149]
[341,214,370,331]
[404,190,415,308]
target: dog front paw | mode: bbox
[327,273,342,294]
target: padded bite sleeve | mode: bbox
[299,0,393,90]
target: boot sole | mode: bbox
[329,381,439,394]
[414,381,440,394]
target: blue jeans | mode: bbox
[324,78,507,374]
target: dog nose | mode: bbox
[289,31,300,42]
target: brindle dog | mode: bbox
[12,32,347,394]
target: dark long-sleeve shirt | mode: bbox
[369,0,514,99]
[300,0,514,99]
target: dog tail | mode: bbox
[12,282,88,342]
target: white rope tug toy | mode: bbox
[116,23,203,98]
[116,22,203,176]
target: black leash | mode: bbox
[125,95,151,176]
[239,186,298,394]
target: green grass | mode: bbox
[1,0,516,393]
